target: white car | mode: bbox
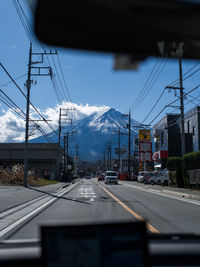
[149,172,159,185]
[137,172,145,183]
[157,170,169,185]
[105,171,118,184]
[85,173,92,179]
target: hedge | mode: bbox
[167,157,184,187]
[182,151,200,185]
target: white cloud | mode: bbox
[0,110,25,142]
[0,102,110,143]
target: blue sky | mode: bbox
[1,0,200,131]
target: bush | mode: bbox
[0,164,58,186]
[167,157,184,187]
[182,151,200,186]
[169,171,176,186]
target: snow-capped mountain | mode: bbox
[30,107,141,161]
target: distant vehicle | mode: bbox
[137,172,145,183]
[143,172,158,184]
[85,173,92,179]
[105,171,118,184]
[98,174,105,181]
[131,171,138,181]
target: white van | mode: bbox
[105,171,118,184]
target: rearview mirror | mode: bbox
[34,0,200,59]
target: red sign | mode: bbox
[153,150,168,160]
[139,141,152,162]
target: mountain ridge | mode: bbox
[30,107,141,161]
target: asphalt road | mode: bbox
[0,183,64,212]
[7,178,200,239]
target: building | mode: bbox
[153,114,181,169]
[153,112,194,169]
[0,143,65,180]
[184,106,200,152]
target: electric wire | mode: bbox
[0,89,54,143]
[134,59,168,111]
[149,82,200,126]
[0,62,59,139]
[129,58,160,111]
[134,58,167,111]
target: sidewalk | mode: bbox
[121,181,200,201]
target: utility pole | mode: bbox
[66,132,69,172]
[118,129,121,173]
[58,108,61,145]
[103,151,105,172]
[58,108,74,145]
[109,140,112,170]
[63,132,69,179]
[107,144,110,170]
[76,144,79,175]
[64,134,66,178]
[63,131,75,179]
[23,43,57,187]
[24,43,32,187]
[128,110,131,173]
[165,58,185,156]
[179,58,185,156]
[122,110,131,173]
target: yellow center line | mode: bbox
[95,181,160,234]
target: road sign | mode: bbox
[139,141,152,162]
[139,129,151,142]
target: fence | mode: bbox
[188,169,200,185]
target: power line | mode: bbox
[149,82,200,126]
[0,88,54,143]
[129,58,160,111]
[168,60,200,87]
[14,0,75,109]
[140,87,166,125]
[0,73,27,88]
[56,54,74,107]
[0,62,59,138]
[134,59,167,111]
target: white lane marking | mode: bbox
[77,186,96,201]
[122,183,200,206]
[0,183,77,238]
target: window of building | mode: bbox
[187,120,190,133]
[192,126,196,136]
[161,132,164,146]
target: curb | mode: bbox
[162,189,200,201]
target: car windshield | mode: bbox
[0,0,200,245]
[106,172,117,176]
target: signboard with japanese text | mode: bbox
[139,129,151,142]
[139,141,152,162]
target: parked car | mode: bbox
[105,171,118,184]
[149,172,160,185]
[143,172,158,184]
[98,174,105,181]
[137,172,145,183]
[131,171,139,181]
[157,170,169,185]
